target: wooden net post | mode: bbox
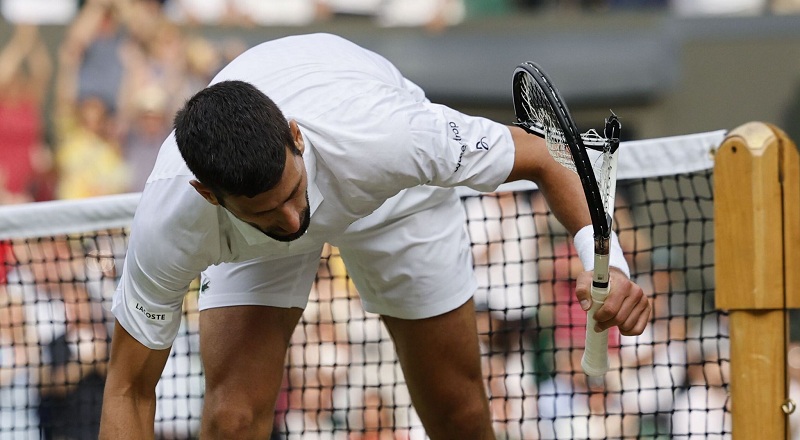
[715,122,800,439]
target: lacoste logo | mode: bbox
[200,279,210,293]
[128,299,173,322]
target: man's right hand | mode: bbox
[99,320,171,439]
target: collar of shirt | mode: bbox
[224,134,323,247]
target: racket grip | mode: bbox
[581,283,610,377]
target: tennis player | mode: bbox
[99,33,650,440]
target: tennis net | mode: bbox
[0,128,746,439]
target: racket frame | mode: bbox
[511,61,621,377]
[512,62,612,242]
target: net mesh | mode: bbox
[0,134,731,439]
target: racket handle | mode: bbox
[581,283,610,377]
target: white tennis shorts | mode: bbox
[198,187,476,320]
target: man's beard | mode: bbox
[262,193,312,242]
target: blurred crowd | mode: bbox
[0,0,253,206]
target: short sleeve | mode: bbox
[111,177,222,350]
[407,101,515,192]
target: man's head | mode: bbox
[174,80,311,242]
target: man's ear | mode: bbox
[289,119,305,154]
[190,180,221,206]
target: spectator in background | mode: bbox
[0,24,55,204]
[61,0,128,119]
[119,0,166,52]
[162,0,239,26]
[118,18,187,120]
[120,21,222,191]
[377,0,465,31]
[82,233,126,327]
[0,285,40,440]
[182,36,222,97]
[154,291,204,440]
[4,236,108,439]
[349,388,410,440]
[54,0,132,199]
[8,237,83,345]
[536,237,630,439]
[284,301,350,437]
[51,89,131,199]
[321,0,465,31]
[122,84,171,191]
[464,191,539,439]
[232,0,330,26]
[670,315,731,439]
[4,237,87,439]
[336,305,421,437]
[217,36,248,66]
[608,194,691,438]
[319,246,423,438]
[38,281,110,440]
[773,0,800,13]
[534,192,664,439]
[0,243,9,287]
[1,0,78,25]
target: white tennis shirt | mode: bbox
[112,33,516,349]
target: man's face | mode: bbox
[190,120,312,242]
[221,150,312,242]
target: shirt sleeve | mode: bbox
[407,101,516,191]
[111,177,222,350]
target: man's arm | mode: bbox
[505,125,651,336]
[505,125,591,234]
[99,320,171,440]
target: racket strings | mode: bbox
[541,112,577,174]
[516,67,618,225]
[582,129,613,213]
[519,74,577,173]
[584,129,612,204]
[598,148,614,214]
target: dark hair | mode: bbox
[174,80,299,199]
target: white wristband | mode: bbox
[573,224,630,279]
